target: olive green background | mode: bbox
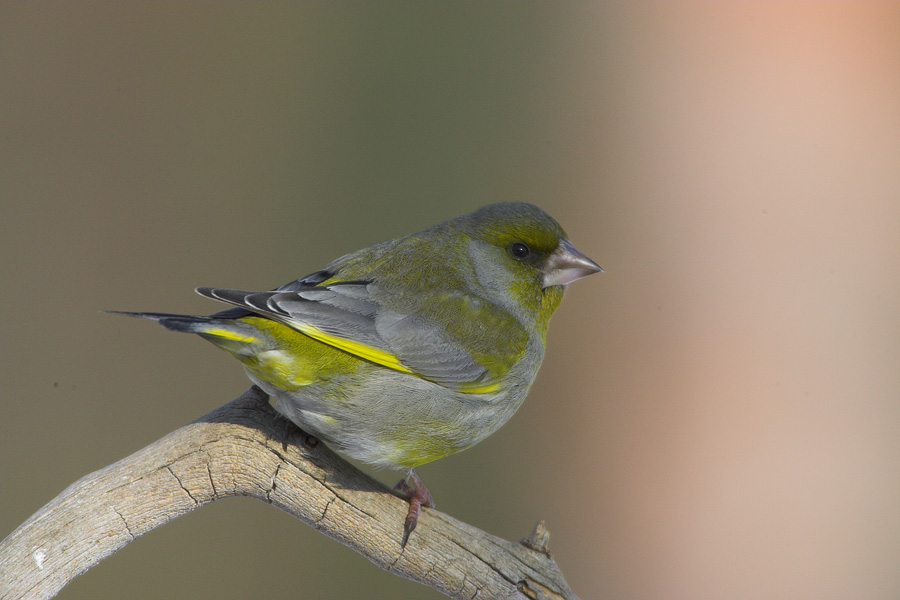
[3,3,899,599]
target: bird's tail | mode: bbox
[105,311,218,334]
[107,309,268,354]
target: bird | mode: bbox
[112,202,601,546]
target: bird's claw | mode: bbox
[395,471,434,548]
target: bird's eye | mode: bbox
[509,242,531,259]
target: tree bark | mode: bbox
[0,387,578,600]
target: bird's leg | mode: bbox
[393,469,434,547]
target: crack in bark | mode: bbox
[388,545,404,571]
[516,577,561,600]
[317,496,335,524]
[266,463,282,503]
[203,453,217,498]
[111,506,135,541]
[495,537,548,580]
[166,466,198,505]
[466,574,486,600]
[322,483,379,521]
[447,537,521,590]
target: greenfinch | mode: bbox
[115,202,601,545]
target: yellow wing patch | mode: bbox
[457,381,501,395]
[294,323,414,375]
[204,328,259,343]
[289,322,500,393]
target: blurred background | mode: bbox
[3,3,899,599]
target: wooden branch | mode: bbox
[0,388,578,600]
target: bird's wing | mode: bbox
[197,280,525,394]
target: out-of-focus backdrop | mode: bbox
[3,4,899,599]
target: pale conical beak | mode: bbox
[541,239,603,287]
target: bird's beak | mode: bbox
[541,239,603,287]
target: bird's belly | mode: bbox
[255,366,528,470]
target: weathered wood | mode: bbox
[0,388,577,600]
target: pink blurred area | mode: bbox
[3,3,899,599]
[559,4,900,599]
